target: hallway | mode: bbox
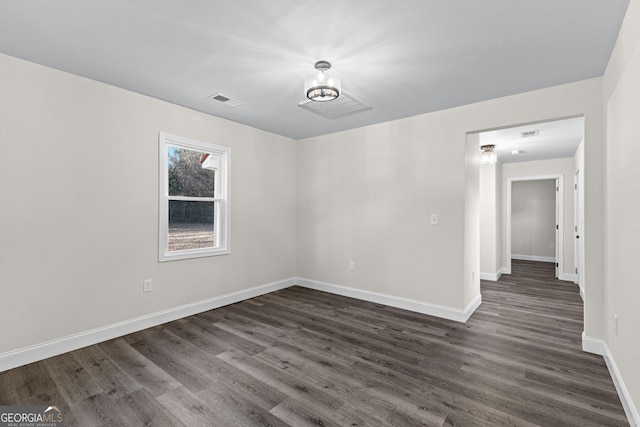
[474,259,626,425]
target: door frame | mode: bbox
[574,170,584,297]
[506,174,564,277]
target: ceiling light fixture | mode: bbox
[480,144,497,164]
[305,60,341,102]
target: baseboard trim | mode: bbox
[582,332,605,355]
[295,277,481,323]
[512,254,555,263]
[603,344,640,426]
[579,286,585,300]
[0,276,484,372]
[480,268,504,281]
[0,277,296,373]
[583,333,639,426]
[560,273,576,282]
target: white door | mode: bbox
[555,179,560,279]
[574,171,582,287]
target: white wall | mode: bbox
[0,54,297,355]
[479,162,503,278]
[603,0,640,418]
[297,78,604,321]
[464,134,481,307]
[511,180,557,259]
[502,158,576,278]
[496,162,504,275]
[296,118,471,310]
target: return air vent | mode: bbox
[298,91,372,119]
[521,130,539,138]
[208,93,245,108]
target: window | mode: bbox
[159,132,230,261]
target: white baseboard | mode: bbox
[295,277,481,323]
[0,276,484,372]
[512,254,556,263]
[603,344,640,426]
[480,268,504,281]
[583,332,639,426]
[582,332,605,355]
[579,286,585,300]
[0,277,296,373]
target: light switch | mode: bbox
[430,214,439,225]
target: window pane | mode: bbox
[168,146,216,198]
[168,200,215,251]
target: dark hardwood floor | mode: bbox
[0,260,628,426]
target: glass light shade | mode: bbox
[480,145,497,164]
[305,62,341,102]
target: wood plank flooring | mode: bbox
[0,260,628,426]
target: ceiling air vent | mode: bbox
[298,91,372,119]
[208,93,245,108]
[521,130,539,138]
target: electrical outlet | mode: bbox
[143,279,153,293]
[349,261,356,271]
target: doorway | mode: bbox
[506,176,563,279]
[476,116,583,283]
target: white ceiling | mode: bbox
[0,1,629,140]
[479,116,584,164]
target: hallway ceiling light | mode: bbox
[305,60,341,102]
[480,144,497,164]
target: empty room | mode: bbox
[0,1,638,426]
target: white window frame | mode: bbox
[159,132,230,262]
